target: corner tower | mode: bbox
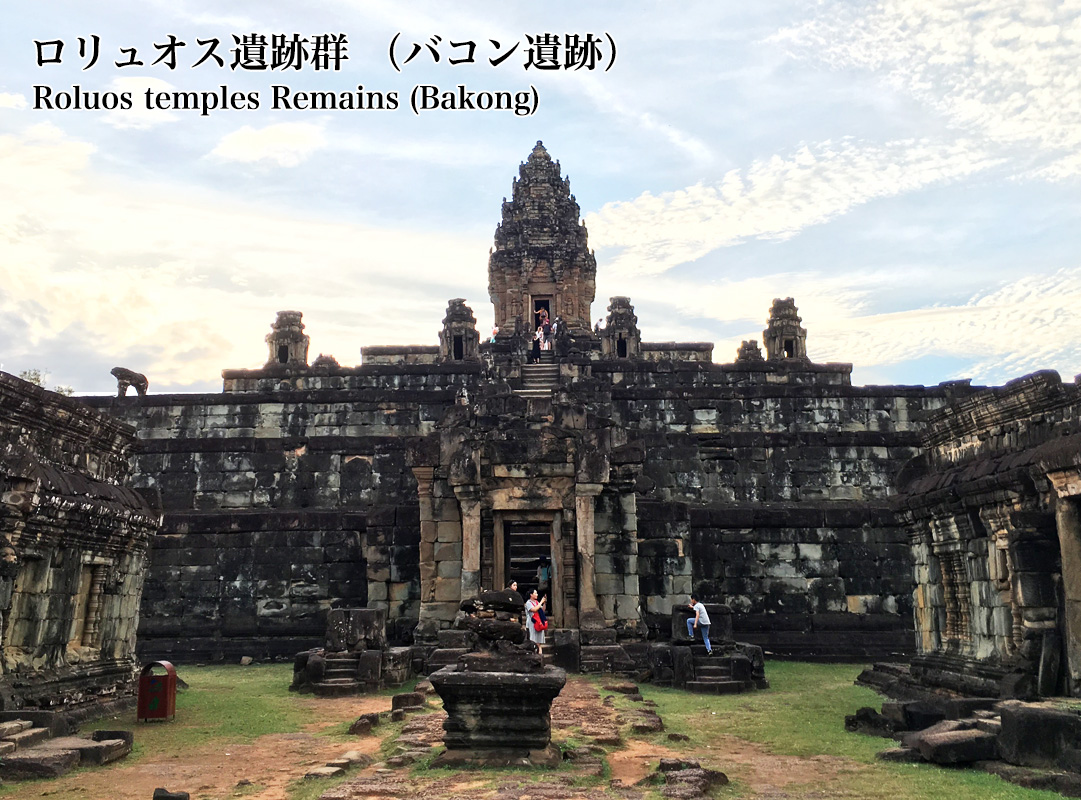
[488,142,597,335]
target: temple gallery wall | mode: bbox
[58,142,1081,700]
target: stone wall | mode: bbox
[86,349,964,662]
[894,371,1081,697]
[596,358,955,658]
[84,366,476,660]
[0,371,159,712]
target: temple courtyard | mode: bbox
[0,662,1064,800]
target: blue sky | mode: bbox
[2,1,1079,393]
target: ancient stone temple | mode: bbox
[883,372,1081,698]
[0,372,159,713]
[84,142,971,666]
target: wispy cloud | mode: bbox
[775,0,1081,178]
[586,137,999,276]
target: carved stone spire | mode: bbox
[763,298,808,361]
[488,141,597,335]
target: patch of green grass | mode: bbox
[79,663,312,763]
[636,661,1063,800]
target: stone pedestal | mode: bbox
[428,589,567,767]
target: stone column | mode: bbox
[576,484,604,628]
[456,489,482,601]
[412,467,439,642]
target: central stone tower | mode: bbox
[488,141,597,335]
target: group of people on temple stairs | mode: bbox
[529,307,561,363]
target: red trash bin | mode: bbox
[137,660,177,721]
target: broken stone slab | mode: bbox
[601,681,639,694]
[305,765,345,778]
[916,729,999,764]
[39,735,131,765]
[0,748,80,780]
[390,709,405,722]
[668,733,690,742]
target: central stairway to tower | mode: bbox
[516,351,558,399]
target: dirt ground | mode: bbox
[1,678,863,800]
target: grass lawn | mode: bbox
[0,661,1069,799]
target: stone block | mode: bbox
[916,729,998,764]
[0,748,79,780]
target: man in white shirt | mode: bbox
[686,595,713,655]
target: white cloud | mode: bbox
[210,122,328,166]
[0,124,492,389]
[586,137,999,276]
[0,93,28,110]
[775,0,1081,178]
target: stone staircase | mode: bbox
[517,352,558,399]
[313,651,364,697]
[685,646,761,694]
[0,716,131,780]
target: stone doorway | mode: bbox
[492,512,568,627]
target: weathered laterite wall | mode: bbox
[89,356,960,663]
[0,371,159,713]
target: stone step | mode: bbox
[516,390,554,399]
[325,667,357,678]
[0,720,33,739]
[325,652,360,661]
[312,681,363,698]
[694,665,734,679]
[685,680,748,695]
[693,656,734,667]
[2,727,50,750]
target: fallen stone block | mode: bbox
[998,701,1081,768]
[152,790,190,800]
[348,718,372,736]
[844,706,895,738]
[0,748,80,780]
[391,691,425,711]
[877,747,924,763]
[338,750,374,767]
[902,718,971,749]
[917,729,998,764]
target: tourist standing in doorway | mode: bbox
[687,595,712,655]
[526,589,547,645]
